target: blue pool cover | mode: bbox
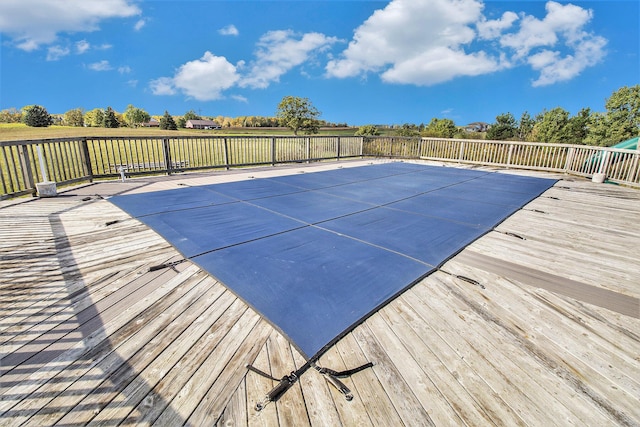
[109,163,557,360]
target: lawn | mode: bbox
[0,123,365,142]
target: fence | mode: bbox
[1,135,638,199]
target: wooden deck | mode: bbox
[1,160,638,426]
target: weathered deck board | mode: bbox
[1,160,639,426]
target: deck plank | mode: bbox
[351,324,435,426]
[333,333,402,427]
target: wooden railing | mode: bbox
[1,135,638,199]
[417,137,640,185]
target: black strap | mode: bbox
[314,362,374,378]
[247,360,374,411]
[245,363,280,382]
[148,258,187,272]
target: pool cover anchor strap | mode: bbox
[313,362,375,401]
[148,258,187,272]
[247,361,374,411]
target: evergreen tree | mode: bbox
[159,111,178,130]
[103,107,119,128]
[23,105,53,127]
[532,108,570,143]
[486,113,518,140]
[518,112,535,141]
[565,108,591,144]
[585,85,640,146]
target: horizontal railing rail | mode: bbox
[1,135,638,199]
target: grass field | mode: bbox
[1,124,375,197]
[0,123,373,142]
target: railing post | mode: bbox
[506,144,513,169]
[458,141,465,163]
[306,137,311,163]
[336,136,341,161]
[223,137,230,170]
[629,151,639,184]
[417,138,423,158]
[19,144,36,196]
[163,138,172,175]
[360,137,364,158]
[80,138,94,182]
[271,137,276,166]
[597,149,610,175]
[564,147,575,173]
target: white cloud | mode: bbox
[151,52,239,101]
[499,1,606,85]
[241,30,339,89]
[477,11,518,40]
[149,77,177,96]
[46,45,70,61]
[231,95,249,103]
[88,60,112,71]
[118,65,132,74]
[0,0,140,50]
[529,34,607,86]
[325,0,503,85]
[381,47,503,85]
[219,25,239,36]
[76,40,91,54]
[150,30,337,99]
[326,0,606,87]
[134,19,146,31]
[499,2,591,57]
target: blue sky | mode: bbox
[0,0,638,126]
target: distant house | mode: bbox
[142,118,160,127]
[464,122,490,132]
[186,119,221,129]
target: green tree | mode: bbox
[0,108,22,123]
[518,111,535,141]
[396,123,420,137]
[422,118,456,138]
[486,113,517,140]
[565,108,591,144]
[605,85,640,137]
[22,105,53,127]
[63,108,84,127]
[103,107,119,128]
[531,107,570,143]
[183,110,201,121]
[585,85,640,146]
[276,96,321,135]
[84,108,104,127]
[354,125,380,136]
[123,104,150,128]
[159,110,178,130]
[584,113,610,146]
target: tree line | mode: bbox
[0,96,344,134]
[1,86,637,147]
[358,85,639,147]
